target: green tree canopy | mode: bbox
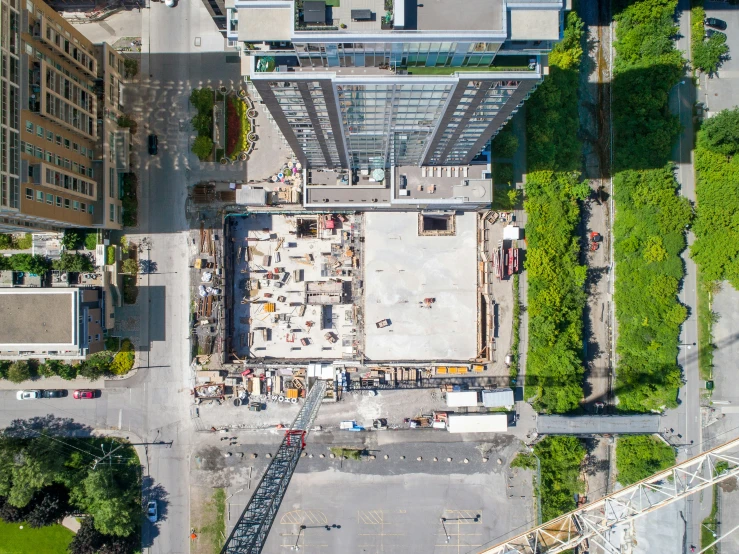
[7,361,31,384]
[191,135,214,160]
[616,436,675,485]
[700,107,739,157]
[693,32,730,75]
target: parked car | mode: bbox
[705,28,727,39]
[41,390,65,399]
[16,390,41,400]
[148,134,158,155]
[705,17,727,30]
[147,501,158,523]
[73,389,96,400]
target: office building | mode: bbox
[0,0,129,232]
[225,0,565,171]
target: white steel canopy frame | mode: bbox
[479,436,739,554]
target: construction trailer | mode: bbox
[445,390,479,408]
[446,413,508,433]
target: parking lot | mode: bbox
[702,2,739,114]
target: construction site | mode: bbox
[220,210,522,367]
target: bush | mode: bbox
[7,361,32,383]
[53,252,94,273]
[192,135,214,161]
[525,171,589,412]
[121,173,138,228]
[510,451,536,470]
[121,258,139,275]
[0,233,32,250]
[613,167,690,411]
[122,276,138,304]
[536,436,586,521]
[110,340,135,375]
[84,232,98,251]
[612,0,684,171]
[616,436,675,485]
[699,107,739,158]
[106,246,116,266]
[526,11,584,172]
[492,126,519,159]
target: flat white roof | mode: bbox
[447,413,508,433]
[509,9,561,40]
[363,212,478,361]
[239,7,292,42]
[446,390,479,408]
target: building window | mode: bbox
[25,188,33,199]
[36,190,43,201]
[47,130,53,142]
[25,121,33,132]
[80,202,86,212]
[72,142,78,152]
[73,200,79,211]
[88,205,93,214]
[56,196,61,207]
[64,139,70,149]
[46,193,52,204]
[35,147,43,159]
[64,198,70,208]
[56,135,61,145]
[45,151,52,163]
[55,155,62,166]
[36,125,43,137]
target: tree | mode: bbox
[53,252,94,273]
[26,486,70,528]
[9,254,51,275]
[78,353,111,380]
[69,517,105,554]
[72,468,139,537]
[189,88,214,114]
[0,496,28,523]
[123,59,138,79]
[492,127,519,159]
[616,436,675,485]
[7,361,31,383]
[693,32,730,75]
[84,232,98,251]
[700,107,739,157]
[121,258,139,275]
[191,135,214,160]
[57,363,78,380]
[62,230,82,250]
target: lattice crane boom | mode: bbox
[220,379,328,554]
[478,436,739,554]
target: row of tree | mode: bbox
[612,0,689,412]
[523,11,588,413]
[0,252,94,274]
[0,341,134,383]
[0,432,141,549]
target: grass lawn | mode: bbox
[325,0,340,5]
[0,521,74,554]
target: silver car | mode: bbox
[16,390,41,400]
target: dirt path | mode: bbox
[578,0,614,413]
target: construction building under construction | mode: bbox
[223,209,514,365]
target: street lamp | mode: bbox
[440,517,450,543]
[702,522,717,538]
[291,525,307,551]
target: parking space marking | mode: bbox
[280,510,328,525]
[356,509,408,552]
[437,509,483,554]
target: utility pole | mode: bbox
[92,442,125,470]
